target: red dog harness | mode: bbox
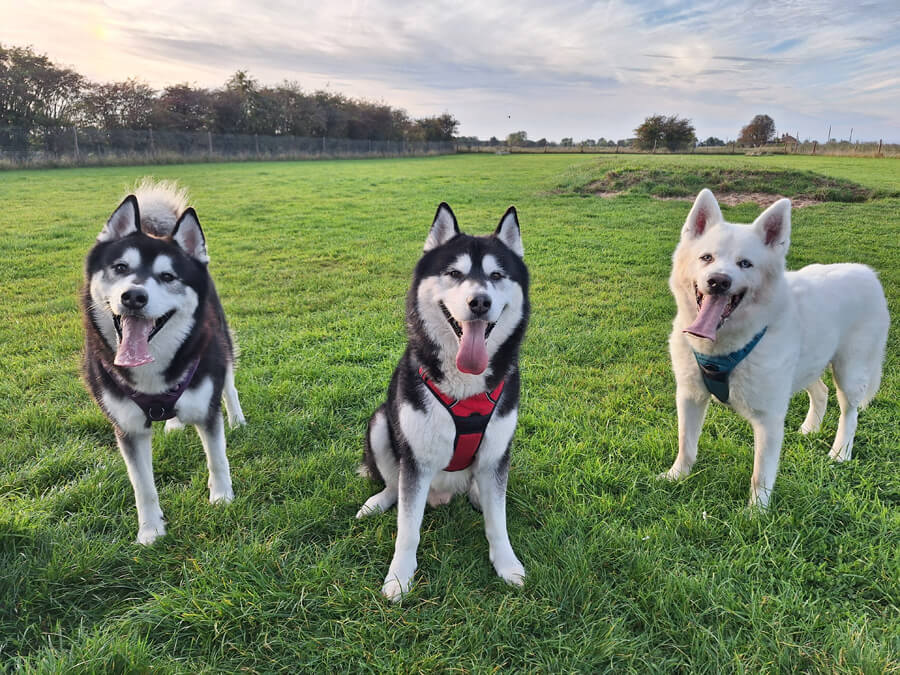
[419,367,505,471]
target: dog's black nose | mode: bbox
[706,274,732,294]
[121,288,148,309]
[468,293,492,316]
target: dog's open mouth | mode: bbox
[685,283,745,341]
[112,310,175,367]
[439,301,496,375]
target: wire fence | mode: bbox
[0,126,456,168]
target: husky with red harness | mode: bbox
[357,202,530,601]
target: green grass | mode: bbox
[0,154,898,672]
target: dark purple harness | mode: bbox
[98,356,201,426]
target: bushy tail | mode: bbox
[130,178,190,237]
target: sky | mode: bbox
[4,0,900,142]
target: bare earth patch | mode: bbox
[650,192,822,208]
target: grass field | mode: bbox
[0,154,897,672]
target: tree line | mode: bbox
[0,44,459,149]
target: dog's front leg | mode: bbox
[195,411,234,504]
[661,388,709,480]
[116,428,166,545]
[748,414,785,510]
[475,449,525,586]
[382,459,434,602]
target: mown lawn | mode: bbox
[0,154,897,672]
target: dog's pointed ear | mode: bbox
[424,202,460,252]
[753,198,791,252]
[98,195,140,242]
[171,208,209,263]
[494,206,524,258]
[682,189,723,239]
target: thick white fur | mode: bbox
[663,189,889,508]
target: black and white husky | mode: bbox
[82,180,245,544]
[358,203,530,601]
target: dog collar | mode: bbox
[418,367,505,471]
[692,327,767,404]
[98,356,202,426]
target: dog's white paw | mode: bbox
[426,489,454,508]
[356,489,397,519]
[382,574,413,602]
[658,465,689,481]
[828,444,853,463]
[494,559,526,587]
[228,413,246,429]
[164,417,185,433]
[799,420,821,435]
[209,485,234,504]
[136,521,166,545]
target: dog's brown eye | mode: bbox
[738,259,753,269]
[490,271,504,281]
[699,254,713,262]
[447,270,463,280]
[112,263,128,274]
[160,272,176,283]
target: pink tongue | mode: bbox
[456,320,489,374]
[684,294,730,341]
[114,316,155,367]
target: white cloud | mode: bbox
[3,0,899,141]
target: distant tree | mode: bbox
[535,138,547,147]
[488,136,500,146]
[415,113,459,141]
[738,114,775,147]
[634,114,695,151]
[506,130,528,146]
[580,138,596,146]
[0,43,85,139]
[560,137,573,147]
[81,78,156,129]
[150,84,214,131]
[700,136,726,147]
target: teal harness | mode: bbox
[692,327,767,404]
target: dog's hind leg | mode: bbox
[223,366,246,428]
[195,411,234,503]
[800,378,828,435]
[829,356,867,463]
[660,388,709,480]
[475,447,525,586]
[116,429,166,545]
[357,408,398,518]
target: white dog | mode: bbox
[662,189,889,508]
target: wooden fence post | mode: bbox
[207,131,213,156]
[72,126,79,160]
[812,141,817,155]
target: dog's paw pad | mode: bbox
[381,576,412,602]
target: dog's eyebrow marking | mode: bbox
[152,255,175,276]
[447,253,472,275]
[482,255,504,276]
[117,248,141,269]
